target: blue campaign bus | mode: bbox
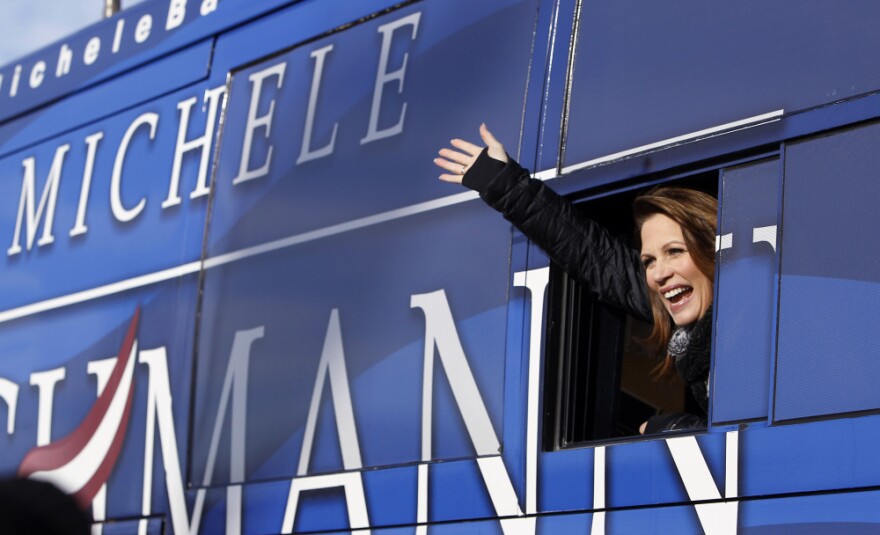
[2,0,880,532]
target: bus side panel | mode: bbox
[776,121,880,421]
[190,0,542,487]
[563,1,880,171]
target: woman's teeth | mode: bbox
[664,287,691,301]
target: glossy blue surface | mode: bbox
[2,0,880,533]
[713,158,778,423]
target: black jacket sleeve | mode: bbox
[463,149,652,322]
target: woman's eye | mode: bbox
[641,258,654,269]
[668,248,685,256]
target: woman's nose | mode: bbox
[652,259,673,284]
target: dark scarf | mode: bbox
[667,306,712,415]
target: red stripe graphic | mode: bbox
[18,309,140,507]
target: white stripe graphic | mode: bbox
[0,264,201,324]
[0,191,480,325]
[30,340,137,494]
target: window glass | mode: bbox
[775,123,880,421]
[712,158,779,424]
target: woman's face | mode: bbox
[640,213,712,326]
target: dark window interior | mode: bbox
[543,176,717,449]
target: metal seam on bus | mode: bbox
[560,109,785,175]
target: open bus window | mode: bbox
[542,176,717,448]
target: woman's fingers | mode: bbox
[438,147,471,166]
[434,156,468,175]
[434,158,469,184]
[434,139,478,181]
[479,123,498,145]
[437,172,464,184]
[450,138,483,156]
[480,123,507,163]
[434,125,507,184]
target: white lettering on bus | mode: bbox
[6,82,229,250]
[10,64,22,97]
[200,0,219,16]
[135,14,153,44]
[7,144,71,255]
[0,284,746,532]
[232,62,287,185]
[139,346,203,535]
[29,61,46,89]
[69,131,105,237]
[135,328,263,535]
[56,44,73,77]
[191,326,265,535]
[4,12,427,257]
[1,0,222,99]
[29,368,67,447]
[112,19,125,54]
[281,310,369,533]
[111,113,158,223]
[0,378,18,435]
[87,357,118,535]
[84,37,101,66]
[665,433,739,535]
[513,267,550,516]
[412,289,535,535]
[296,44,338,165]
[361,12,421,145]
[167,0,187,30]
[164,85,227,207]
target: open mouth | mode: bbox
[663,286,693,304]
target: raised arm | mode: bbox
[435,125,652,322]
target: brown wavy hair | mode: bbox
[632,186,717,376]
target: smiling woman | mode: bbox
[631,187,717,434]
[633,186,716,360]
[435,125,718,438]
[639,206,713,326]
